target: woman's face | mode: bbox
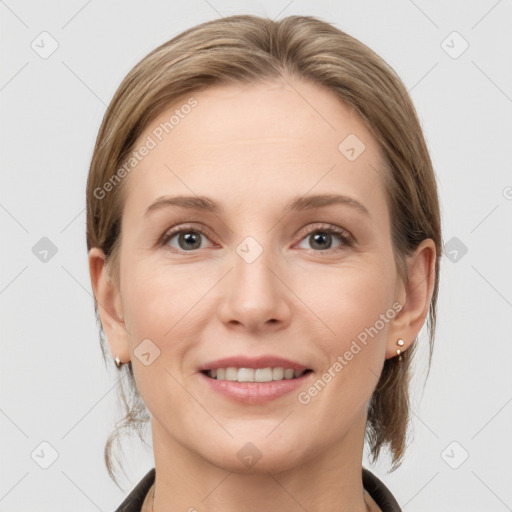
[101,78,410,472]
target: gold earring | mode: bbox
[396,339,405,360]
[115,355,122,368]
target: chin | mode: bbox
[195,434,311,475]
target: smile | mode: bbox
[202,367,312,382]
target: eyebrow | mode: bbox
[144,193,370,216]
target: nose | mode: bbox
[216,241,292,333]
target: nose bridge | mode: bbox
[235,236,275,293]
[218,233,291,329]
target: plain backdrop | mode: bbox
[1,1,511,511]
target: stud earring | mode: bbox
[396,339,405,360]
[115,355,122,368]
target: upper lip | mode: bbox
[199,355,310,372]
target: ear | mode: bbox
[385,238,437,359]
[88,247,130,364]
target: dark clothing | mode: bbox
[114,467,402,511]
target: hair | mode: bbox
[86,14,442,485]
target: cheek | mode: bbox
[118,259,199,419]
[298,261,397,417]
[294,265,396,422]
[118,254,217,402]
[121,254,202,338]
[300,258,396,347]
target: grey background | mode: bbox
[1,0,512,510]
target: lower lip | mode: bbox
[199,371,312,404]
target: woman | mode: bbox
[87,14,441,512]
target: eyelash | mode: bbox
[159,223,354,254]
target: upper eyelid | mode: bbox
[162,223,212,237]
[296,223,353,240]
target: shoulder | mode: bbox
[362,467,402,512]
[113,468,155,512]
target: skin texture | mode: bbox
[89,77,436,512]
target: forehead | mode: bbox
[122,78,387,219]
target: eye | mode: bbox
[160,225,212,252]
[296,224,354,252]
[159,223,354,254]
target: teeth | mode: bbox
[206,367,308,382]
[255,368,273,382]
[238,368,255,382]
[225,367,238,381]
[272,367,284,380]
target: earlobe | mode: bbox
[385,239,437,359]
[88,247,130,363]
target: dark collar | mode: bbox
[362,468,402,511]
[115,467,402,512]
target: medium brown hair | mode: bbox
[86,14,442,484]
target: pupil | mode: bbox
[180,232,201,250]
[311,232,331,250]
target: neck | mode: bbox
[148,412,373,512]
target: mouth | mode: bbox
[198,355,314,403]
[201,367,313,382]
